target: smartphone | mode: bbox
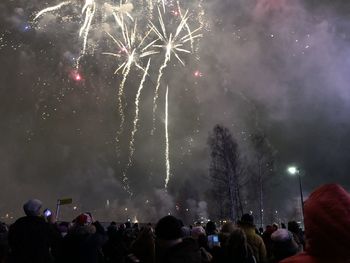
[208,234,220,248]
[44,209,52,217]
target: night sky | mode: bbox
[1,0,350,222]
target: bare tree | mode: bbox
[208,125,243,221]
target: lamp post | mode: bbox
[287,166,304,221]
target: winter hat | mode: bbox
[75,213,93,226]
[155,215,182,240]
[238,213,255,227]
[23,199,42,216]
[303,184,350,259]
[271,229,299,260]
[191,226,206,239]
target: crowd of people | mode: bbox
[0,183,349,263]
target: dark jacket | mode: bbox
[156,237,202,263]
[61,221,107,263]
[281,184,350,263]
[8,216,61,263]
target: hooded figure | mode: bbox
[281,184,350,263]
[60,213,107,263]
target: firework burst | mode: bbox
[149,5,202,134]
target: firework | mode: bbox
[122,59,151,189]
[103,19,158,153]
[31,0,203,193]
[33,0,135,69]
[33,1,71,21]
[150,5,202,134]
[165,86,170,188]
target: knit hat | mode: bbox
[238,213,255,227]
[23,199,42,216]
[155,215,182,240]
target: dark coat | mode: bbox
[281,184,350,263]
[8,216,61,263]
[61,221,107,263]
[156,237,202,263]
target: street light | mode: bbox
[287,166,304,222]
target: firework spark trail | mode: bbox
[151,45,171,135]
[164,86,170,188]
[33,1,71,20]
[176,1,194,51]
[123,59,151,180]
[103,20,158,152]
[150,6,202,134]
[77,0,96,68]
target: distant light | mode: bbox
[171,10,180,16]
[288,166,298,175]
[23,25,31,31]
[125,208,128,211]
[70,70,83,82]
[73,206,77,210]
[75,73,82,81]
[194,70,203,78]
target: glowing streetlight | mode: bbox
[287,165,304,223]
[287,166,298,175]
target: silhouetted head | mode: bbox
[238,213,255,228]
[155,215,182,241]
[23,199,42,216]
[206,221,217,235]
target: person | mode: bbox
[103,222,128,263]
[281,184,350,263]
[226,228,256,263]
[155,215,202,263]
[270,229,299,262]
[0,222,8,263]
[238,214,267,263]
[8,199,62,263]
[218,221,236,248]
[191,226,206,240]
[128,226,155,263]
[262,225,274,260]
[205,221,217,236]
[60,212,107,263]
[287,221,304,252]
[272,223,279,232]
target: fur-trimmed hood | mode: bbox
[281,184,350,263]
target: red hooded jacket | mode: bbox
[281,184,350,263]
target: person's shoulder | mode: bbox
[251,232,264,244]
[11,216,31,227]
[280,252,316,263]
